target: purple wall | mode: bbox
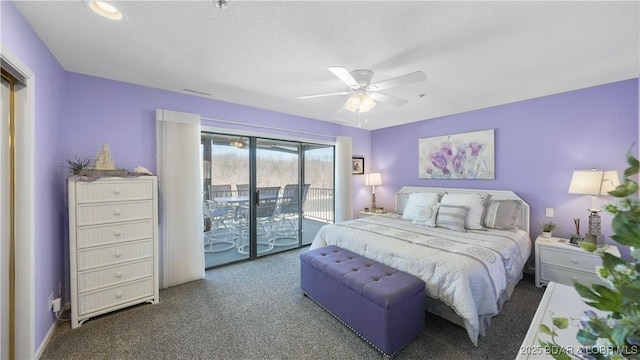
[4,0,639,353]
[371,79,639,258]
[64,73,372,214]
[1,0,67,350]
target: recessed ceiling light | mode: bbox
[89,1,124,20]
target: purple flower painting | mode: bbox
[419,129,495,179]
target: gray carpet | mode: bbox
[42,247,544,360]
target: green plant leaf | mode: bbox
[552,317,569,330]
[540,324,554,336]
[580,241,597,252]
[588,318,614,339]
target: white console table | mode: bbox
[517,282,607,359]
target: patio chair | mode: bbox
[236,184,249,196]
[272,184,310,246]
[203,200,236,252]
[235,186,280,255]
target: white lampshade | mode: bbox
[568,169,620,195]
[365,173,382,186]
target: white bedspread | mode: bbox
[309,213,531,345]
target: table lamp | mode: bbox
[568,169,620,246]
[365,173,382,211]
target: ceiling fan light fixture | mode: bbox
[345,91,376,113]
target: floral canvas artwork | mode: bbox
[419,129,495,179]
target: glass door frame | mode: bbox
[202,128,335,266]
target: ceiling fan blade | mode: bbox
[369,71,426,91]
[297,91,350,100]
[369,92,408,107]
[328,66,359,88]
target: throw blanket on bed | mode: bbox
[309,213,531,345]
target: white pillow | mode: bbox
[439,192,491,230]
[402,192,443,220]
[412,205,438,227]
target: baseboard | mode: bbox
[34,319,57,359]
[34,302,71,359]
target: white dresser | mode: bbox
[68,176,159,328]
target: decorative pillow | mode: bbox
[402,192,444,220]
[395,192,411,215]
[439,193,491,230]
[412,205,438,227]
[436,204,469,232]
[483,200,522,230]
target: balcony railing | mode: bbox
[303,187,334,224]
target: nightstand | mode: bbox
[359,210,388,218]
[535,236,621,288]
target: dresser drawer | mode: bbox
[76,220,154,249]
[539,264,603,287]
[78,278,154,316]
[76,201,153,226]
[77,239,153,271]
[538,246,600,273]
[75,179,153,204]
[78,259,153,293]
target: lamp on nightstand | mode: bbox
[365,173,382,211]
[568,169,620,246]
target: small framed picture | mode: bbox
[352,157,364,175]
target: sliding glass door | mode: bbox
[201,132,334,268]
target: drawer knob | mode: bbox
[570,258,578,264]
[114,230,121,237]
[114,209,121,216]
[115,292,123,298]
[114,250,122,257]
[115,271,122,278]
[113,188,121,195]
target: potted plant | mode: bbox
[66,155,95,175]
[538,151,640,359]
[542,221,557,238]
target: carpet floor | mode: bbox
[41,247,544,360]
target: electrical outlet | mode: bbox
[545,208,554,218]
[48,293,54,311]
[52,298,62,312]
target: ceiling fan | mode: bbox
[298,67,426,113]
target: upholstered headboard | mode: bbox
[396,186,531,233]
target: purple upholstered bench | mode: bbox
[300,245,425,357]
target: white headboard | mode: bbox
[396,186,531,233]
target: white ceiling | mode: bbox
[13,0,640,130]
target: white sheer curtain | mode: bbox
[156,109,204,288]
[335,136,353,222]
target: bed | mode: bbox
[309,186,532,345]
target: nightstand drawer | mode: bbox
[538,246,600,272]
[539,264,602,287]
